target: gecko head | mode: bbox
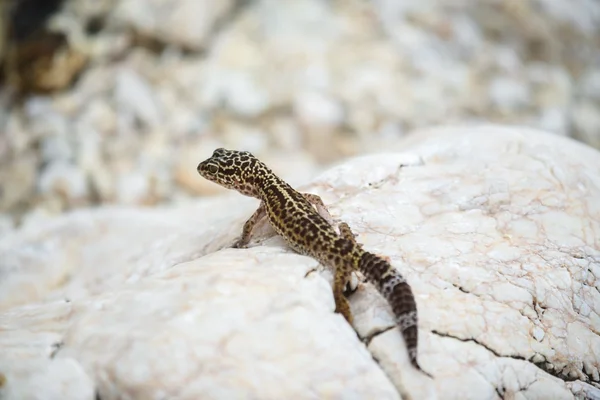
[197,148,262,196]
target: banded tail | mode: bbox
[358,251,427,374]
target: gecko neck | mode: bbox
[256,172,294,202]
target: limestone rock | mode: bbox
[114,68,163,128]
[113,0,235,50]
[3,0,600,223]
[0,126,599,399]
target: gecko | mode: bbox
[197,148,428,375]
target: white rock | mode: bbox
[24,97,58,119]
[24,97,71,139]
[258,0,336,40]
[488,76,531,113]
[534,0,600,33]
[571,100,600,148]
[38,162,88,200]
[157,85,206,137]
[532,326,545,342]
[19,208,57,230]
[115,171,150,205]
[450,15,485,56]
[40,135,74,163]
[0,201,398,399]
[114,68,162,128]
[527,63,573,109]
[77,98,117,136]
[495,46,522,73]
[293,91,345,127]
[0,214,14,236]
[538,107,568,135]
[222,124,269,154]
[74,123,102,172]
[579,68,600,101]
[114,0,235,50]
[0,151,37,210]
[1,126,599,399]
[269,118,304,151]
[201,69,270,117]
[0,357,95,400]
[567,381,600,400]
[377,121,405,141]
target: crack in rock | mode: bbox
[303,267,318,278]
[49,341,64,359]
[431,329,526,361]
[367,162,423,189]
[361,325,396,347]
[431,330,596,385]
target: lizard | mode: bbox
[197,148,428,375]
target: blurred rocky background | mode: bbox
[0,0,599,233]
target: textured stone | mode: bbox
[114,0,235,50]
[38,162,88,201]
[0,357,95,400]
[2,0,600,222]
[1,126,599,399]
[0,214,14,236]
[488,76,531,113]
[114,68,162,128]
[572,101,600,149]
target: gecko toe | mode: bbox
[232,240,247,249]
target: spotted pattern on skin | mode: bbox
[380,274,407,297]
[408,348,418,364]
[197,148,428,375]
[397,310,418,331]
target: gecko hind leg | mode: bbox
[339,221,366,295]
[302,193,362,295]
[301,193,336,226]
[338,222,363,249]
[333,266,354,324]
[302,193,362,249]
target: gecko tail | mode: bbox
[358,251,430,376]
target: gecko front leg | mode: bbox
[233,203,267,248]
[338,222,363,250]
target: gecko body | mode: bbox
[197,148,427,374]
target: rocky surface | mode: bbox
[0,0,599,230]
[1,126,599,399]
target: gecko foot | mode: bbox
[231,239,248,249]
[343,272,361,296]
[335,298,354,324]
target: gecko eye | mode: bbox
[207,164,218,174]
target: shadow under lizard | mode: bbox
[197,148,429,375]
